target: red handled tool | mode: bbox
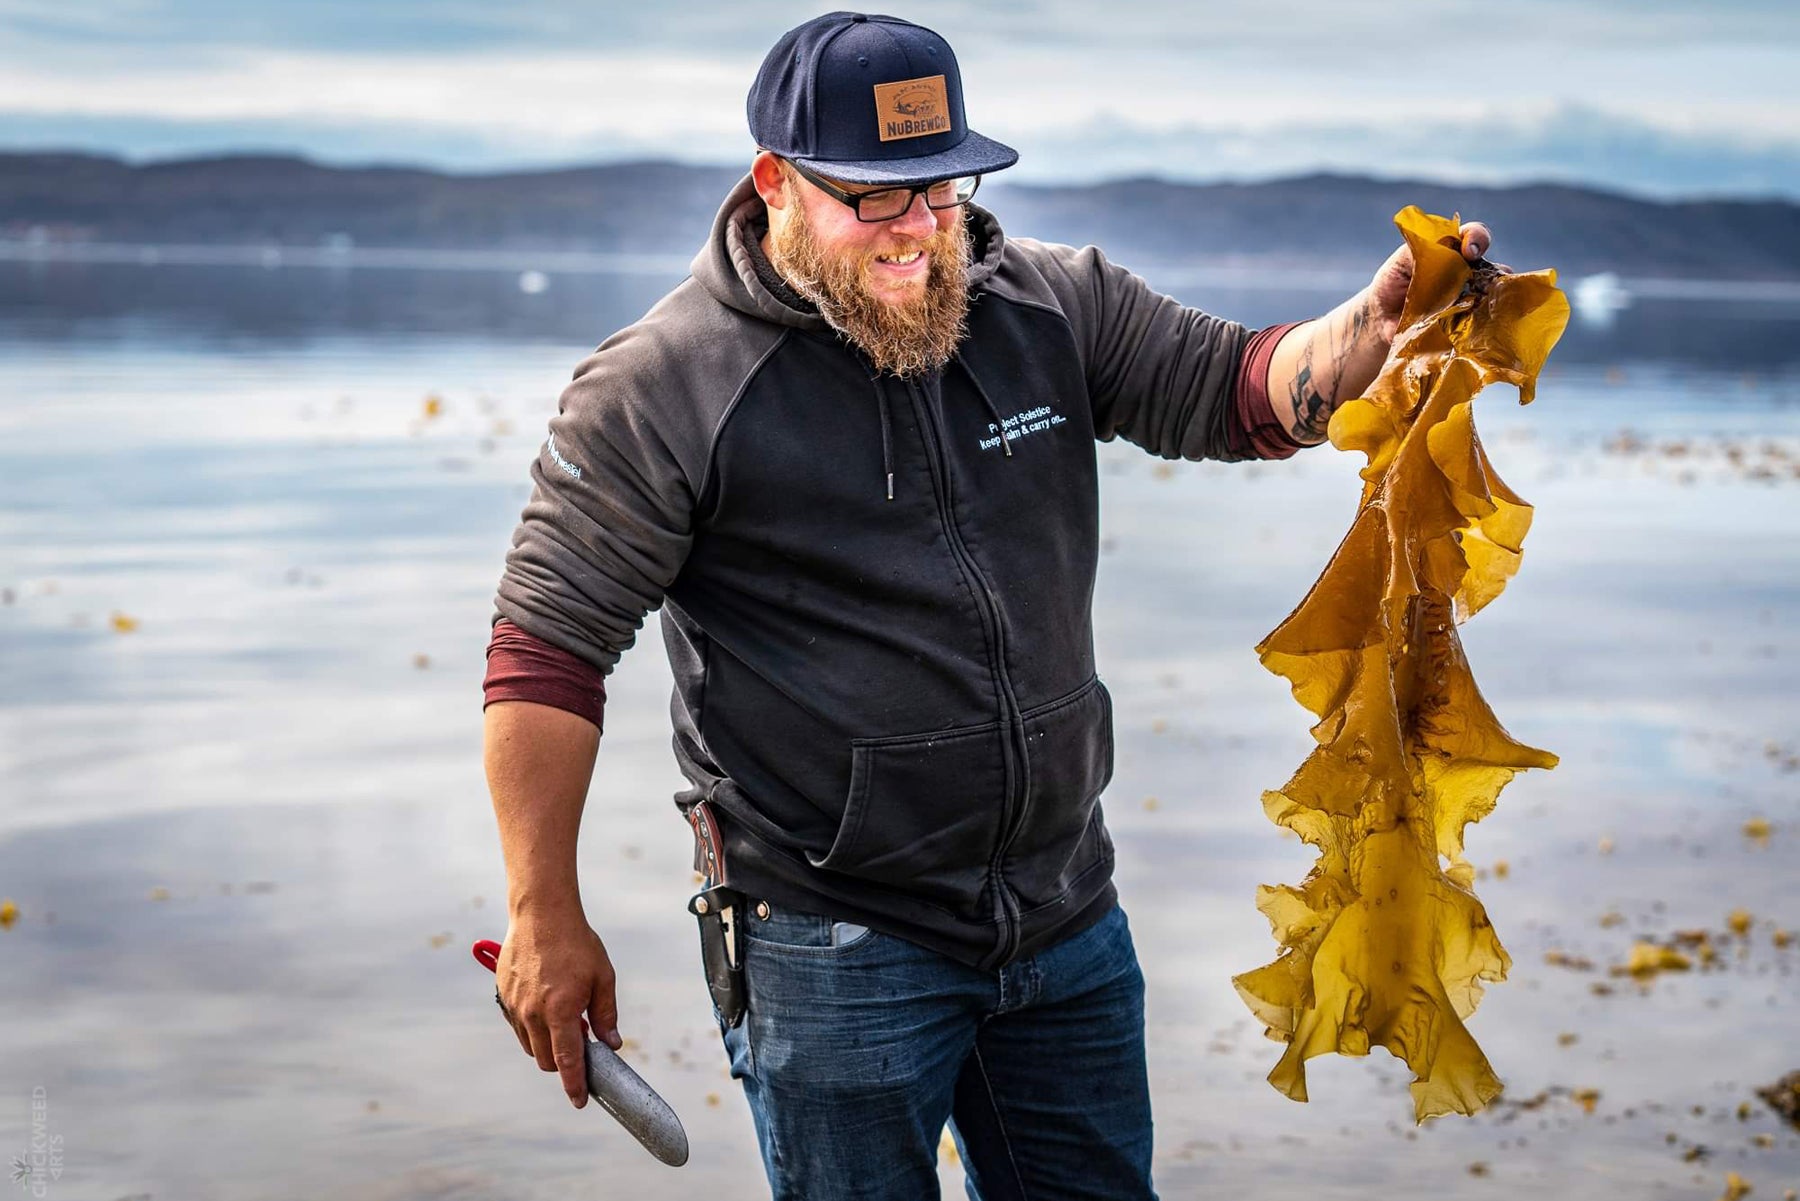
[474,939,689,1167]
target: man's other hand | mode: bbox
[1366,221,1505,343]
[496,916,623,1108]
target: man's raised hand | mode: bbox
[1365,220,1503,342]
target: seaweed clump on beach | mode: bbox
[1233,207,1570,1122]
[1758,1071,1800,1131]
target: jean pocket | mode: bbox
[810,719,1009,911]
[745,905,834,950]
[744,905,876,961]
[1004,676,1116,910]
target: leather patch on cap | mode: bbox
[873,74,951,142]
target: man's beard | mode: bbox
[768,187,973,378]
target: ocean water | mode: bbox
[1,251,1796,1200]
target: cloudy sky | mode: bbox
[4,0,1799,198]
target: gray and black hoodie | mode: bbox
[494,175,1297,971]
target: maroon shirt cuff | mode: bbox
[483,619,607,731]
[1235,321,1310,460]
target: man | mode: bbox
[482,12,1496,1199]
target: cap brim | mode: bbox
[791,128,1019,186]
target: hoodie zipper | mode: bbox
[902,376,1031,967]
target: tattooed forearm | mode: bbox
[1286,293,1376,444]
[1288,352,1328,443]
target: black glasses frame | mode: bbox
[785,159,981,223]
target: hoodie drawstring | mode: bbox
[875,381,895,501]
[867,358,1014,501]
[954,353,1012,457]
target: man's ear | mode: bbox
[752,151,787,210]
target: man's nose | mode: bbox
[885,191,937,238]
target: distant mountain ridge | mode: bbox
[6,151,1800,281]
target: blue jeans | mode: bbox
[716,901,1157,1200]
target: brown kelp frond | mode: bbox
[1233,206,1568,1122]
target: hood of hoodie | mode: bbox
[691,173,1006,332]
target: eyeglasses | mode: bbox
[786,159,980,223]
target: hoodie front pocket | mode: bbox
[810,720,1008,912]
[1005,676,1116,910]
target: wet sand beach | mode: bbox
[1,260,1796,1199]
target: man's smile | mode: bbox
[872,247,928,279]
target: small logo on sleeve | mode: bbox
[546,433,582,480]
[873,75,950,142]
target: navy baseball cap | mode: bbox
[748,12,1019,187]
